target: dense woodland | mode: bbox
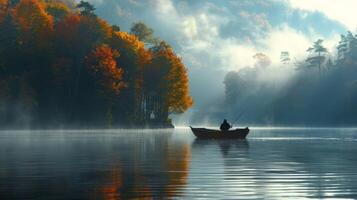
[0,0,193,128]
[192,32,357,126]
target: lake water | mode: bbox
[1,128,357,199]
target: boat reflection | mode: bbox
[193,139,249,157]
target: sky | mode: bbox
[84,0,355,109]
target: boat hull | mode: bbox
[190,127,249,139]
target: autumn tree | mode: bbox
[145,42,192,123]
[0,0,192,128]
[44,1,72,22]
[55,14,111,56]
[85,45,125,125]
[0,0,8,23]
[53,13,113,122]
[110,31,151,123]
[13,0,54,49]
[7,0,57,124]
[86,45,125,95]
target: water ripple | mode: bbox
[1,128,357,199]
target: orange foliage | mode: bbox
[1,0,192,125]
[150,48,193,114]
[86,44,126,95]
[113,32,146,54]
[55,14,112,51]
[12,0,54,48]
[0,0,8,23]
[96,17,112,40]
[112,31,151,70]
[166,54,193,113]
[112,31,152,98]
[55,14,81,44]
[0,0,8,5]
[44,1,72,21]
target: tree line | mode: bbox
[192,30,357,126]
[0,0,193,128]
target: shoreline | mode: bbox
[4,125,357,132]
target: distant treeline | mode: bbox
[192,33,357,126]
[0,0,193,128]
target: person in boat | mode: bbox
[220,119,232,131]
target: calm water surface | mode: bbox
[1,128,357,199]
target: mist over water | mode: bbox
[1,128,357,199]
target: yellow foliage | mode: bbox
[113,31,146,53]
[96,17,112,40]
[43,1,72,21]
[150,48,193,114]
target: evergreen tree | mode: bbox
[77,0,95,16]
[306,39,328,74]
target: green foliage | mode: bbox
[111,24,120,32]
[130,22,161,46]
[337,34,348,61]
[306,39,328,73]
[218,29,357,126]
[130,22,153,42]
[77,0,95,16]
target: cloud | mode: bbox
[116,5,132,18]
[152,0,176,16]
[86,0,344,70]
[84,0,348,109]
[260,25,312,64]
[289,0,357,30]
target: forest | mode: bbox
[192,32,357,126]
[0,0,193,128]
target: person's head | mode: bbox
[223,119,227,122]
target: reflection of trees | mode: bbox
[165,143,190,196]
[96,131,191,199]
[101,167,122,200]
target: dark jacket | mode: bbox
[220,120,232,131]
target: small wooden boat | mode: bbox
[190,126,249,139]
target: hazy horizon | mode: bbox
[84,0,357,126]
